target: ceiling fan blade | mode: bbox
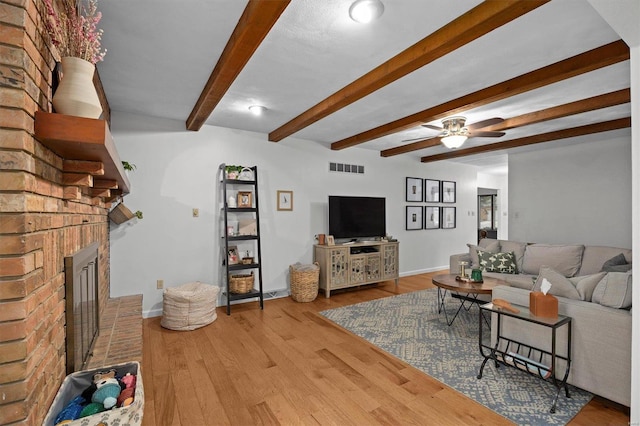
[402,136,440,143]
[421,124,444,131]
[466,117,504,130]
[468,131,506,138]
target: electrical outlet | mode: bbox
[192,208,199,217]
[157,279,164,289]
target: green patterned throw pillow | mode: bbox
[477,250,518,274]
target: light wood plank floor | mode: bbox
[142,272,629,425]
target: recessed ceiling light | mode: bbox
[248,105,266,116]
[349,0,384,23]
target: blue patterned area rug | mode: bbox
[320,289,592,426]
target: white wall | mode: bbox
[508,134,632,247]
[109,112,481,316]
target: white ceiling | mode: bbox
[96,0,631,170]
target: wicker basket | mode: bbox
[229,272,254,294]
[290,262,320,302]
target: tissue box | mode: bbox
[529,291,558,318]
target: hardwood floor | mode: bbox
[141,272,629,425]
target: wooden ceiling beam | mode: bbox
[268,0,549,142]
[186,0,290,131]
[332,40,630,150]
[380,88,630,157]
[420,117,631,163]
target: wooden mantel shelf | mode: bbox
[34,111,130,195]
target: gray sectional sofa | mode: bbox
[449,239,632,406]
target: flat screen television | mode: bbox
[328,196,386,240]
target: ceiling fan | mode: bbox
[404,116,506,149]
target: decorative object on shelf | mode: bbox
[326,235,335,246]
[442,181,456,203]
[52,57,103,118]
[122,161,136,172]
[109,201,142,224]
[237,191,252,208]
[316,234,326,245]
[238,219,257,235]
[229,272,254,294]
[43,0,107,118]
[425,179,440,202]
[224,165,242,179]
[238,167,254,181]
[405,177,423,202]
[277,190,293,211]
[425,206,440,229]
[241,251,254,264]
[227,195,236,208]
[227,246,239,265]
[406,205,423,230]
[442,206,456,229]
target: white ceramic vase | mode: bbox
[52,57,103,119]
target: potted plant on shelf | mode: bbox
[225,165,243,180]
[42,0,107,119]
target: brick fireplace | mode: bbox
[0,2,113,423]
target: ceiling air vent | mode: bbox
[329,162,365,174]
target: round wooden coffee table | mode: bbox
[431,273,508,326]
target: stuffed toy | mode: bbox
[91,377,121,409]
[54,395,85,425]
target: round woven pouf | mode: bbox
[161,282,220,331]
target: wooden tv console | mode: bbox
[313,241,399,298]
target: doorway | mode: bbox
[478,188,498,242]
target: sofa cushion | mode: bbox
[499,240,527,272]
[532,266,581,300]
[592,272,633,309]
[478,250,518,274]
[601,253,633,273]
[468,240,500,268]
[569,272,607,301]
[578,246,632,276]
[522,244,584,277]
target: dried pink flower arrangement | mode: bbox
[43,0,107,64]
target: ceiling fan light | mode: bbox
[441,135,467,149]
[248,105,266,116]
[349,0,384,23]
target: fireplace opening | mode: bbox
[64,242,100,374]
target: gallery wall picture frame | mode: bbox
[406,206,423,230]
[425,206,440,229]
[442,207,456,229]
[277,190,293,211]
[425,179,440,203]
[442,181,456,203]
[237,191,252,208]
[406,177,423,202]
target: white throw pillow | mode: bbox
[592,272,633,309]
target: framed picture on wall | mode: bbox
[406,177,423,202]
[277,190,293,211]
[425,206,440,229]
[406,206,423,230]
[425,179,440,202]
[442,207,456,229]
[442,181,456,203]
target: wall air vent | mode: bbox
[329,162,365,174]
